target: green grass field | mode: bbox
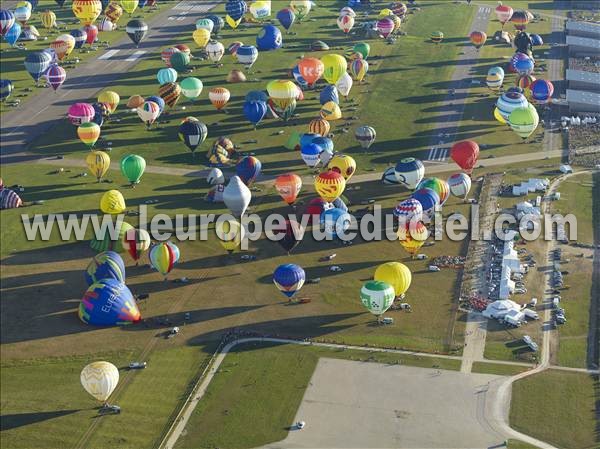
[471,361,531,376]
[510,369,598,449]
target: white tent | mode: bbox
[482,299,522,319]
[516,201,533,211]
[504,309,526,326]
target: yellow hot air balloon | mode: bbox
[226,14,242,29]
[120,0,138,15]
[397,222,429,257]
[320,101,342,121]
[100,190,126,214]
[321,54,347,85]
[374,262,412,297]
[72,0,102,26]
[98,90,120,114]
[78,122,101,149]
[267,79,297,110]
[215,218,245,253]
[41,10,57,29]
[51,34,76,61]
[308,117,330,136]
[494,107,506,124]
[193,28,211,48]
[378,8,393,18]
[86,150,110,182]
[80,361,119,403]
[328,154,356,181]
[314,170,346,203]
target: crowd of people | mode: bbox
[566,114,600,167]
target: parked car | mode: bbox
[129,362,147,370]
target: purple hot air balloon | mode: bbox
[376,17,395,38]
[45,63,66,91]
[67,102,95,125]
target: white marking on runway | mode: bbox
[98,49,120,60]
[125,50,146,62]
[427,147,448,162]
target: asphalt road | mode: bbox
[0,0,220,164]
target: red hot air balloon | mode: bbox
[495,3,513,29]
[275,173,302,205]
[450,141,479,175]
[298,57,324,86]
[469,31,487,50]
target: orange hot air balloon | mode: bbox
[469,30,487,50]
[308,118,330,136]
[275,173,302,205]
[397,221,429,258]
[314,170,346,203]
[450,140,479,174]
[298,57,324,86]
[209,87,230,110]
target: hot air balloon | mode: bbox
[514,55,534,76]
[329,154,356,181]
[126,95,144,110]
[273,263,305,299]
[393,198,423,225]
[350,58,368,82]
[14,5,31,25]
[50,34,76,61]
[83,24,98,45]
[450,141,479,174]
[98,17,114,31]
[226,0,247,21]
[158,82,181,108]
[126,19,147,46]
[192,28,211,49]
[120,154,146,185]
[196,18,214,32]
[223,176,251,217]
[508,103,539,140]
[353,42,370,60]
[24,51,51,83]
[70,28,87,49]
[78,122,101,149]
[531,33,543,46]
[273,219,303,253]
[514,31,533,55]
[298,57,324,86]
[336,72,353,99]
[4,22,21,47]
[206,40,225,64]
[306,119,328,138]
[72,0,102,26]
[516,74,536,90]
[374,262,411,298]
[100,189,126,214]
[149,242,179,278]
[157,68,177,85]
[496,91,528,122]
[267,79,297,119]
[207,14,223,33]
[354,125,376,149]
[300,142,322,168]
[80,361,119,403]
[79,279,140,325]
[45,63,66,91]
[447,173,472,200]
[337,14,354,34]
[236,156,261,185]
[486,66,504,91]
[67,102,95,127]
[98,90,119,114]
[178,120,207,153]
[360,280,395,317]
[315,170,346,202]
[376,17,394,38]
[321,54,347,85]
[161,47,180,67]
[495,3,513,28]
[215,218,245,253]
[89,221,134,253]
[207,167,225,185]
[0,79,14,101]
[529,79,554,105]
[84,251,125,285]
[122,227,150,263]
[256,24,282,51]
[276,7,295,31]
[411,188,440,219]
[180,77,203,100]
[340,6,355,17]
[320,84,339,105]
[137,100,160,129]
[236,45,258,68]
[207,87,229,110]
[243,100,267,128]
[290,0,310,20]
[121,0,138,15]
[0,9,15,37]
[321,207,351,239]
[104,2,123,22]
[417,177,449,205]
[469,30,487,50]
[41,10,56,29]
[249,0,270,19]
[275,173,302,205]
[397,221,429,257]
[511,9,531,31]
[320,101,342,121]
[394,157,424,189]
[430,30,443,44]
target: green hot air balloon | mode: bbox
[90,221,134,253]
[120,154,146,186]
[508,103,539,140]
[353,42,370,59]
[360,280,395,319]
[170,52,190,72]
[180,77,204,101]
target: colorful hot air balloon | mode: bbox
[137,100,160,129]
[45,63,66,91]
[486,66,504,91]
[321,54,347,85]
[495,3,513,28]
[14,5,31,26]
[120,154,146,185]
[360,280,395,317]
[206,40,225,64]
[178,120,207,153]
[411,188,440,219]
[125,19,147,46]
[321,207,351,239]
[180,77,203,100]
[149,242,179,278]
[447,173,472,200]
[256,24,282,51]
[337,14,354,34]
[430,30,443,44]
[4,22,21,47]
[236,45,258,68]
[315,170,345,203]
[41,10,56,29]
[496,91,528,123]
[161,47,180,67]
[273,263,305,298]
[50,34,76,61]
[393,198,423,225]
[290,0,310,20]
[511,9,531,31]
[397,221,429,257]
[78,122,101,148]
[374,262,412,297]
[80,361,119,402]
[394,157,424,189]
[298,57,324,86]
[320,84,339,105]
[275,173,302,205]
[104,2,123,22]
[208,87,229,110]
[157,68,177,85]
[226,0,247,21]
[223,176,251,217]
[215,218,245,253]
[97,90,120,114]
[516,74,536,90]
[266,79,297,120]
[122,228,150,263]
[83,24,98,45]
[417,177,450,205]
[450,141,479,174]
[84,251,126,285]
[320,101,342,121]
[0,9,15,37]
[100,189,126,214]
[276,7,295,31]
[514,55,534,76]
[24,51,52,82]
[529,79,554,105]
[329,154,356,181]
[509,103,539,140]
[70,28,87,49]
[376,17,394,38]
[79,279,140,325]
[90,223,132,253]
[469,30,487,50]
[72,0,102,26]
[236,156,261,185]
[158,82,181,108]
[350,58,368,82]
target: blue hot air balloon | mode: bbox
[157,67,178,85]
[243,100,267,127]
[236,45,259,67]
[84,251,126,286]
[411,187,440,219]
[245,90,268,103]
[321,207,351,239]
[24,51,52,82]
[277,8,295,31]
[70,28,87,49]
[531,34,543,46]
[0,79,13,100]
[332,197,348,212]
[256,24,282,51]
[178,120,208,153]
[273,263,305,298]
[207,14,224,33]
[300,133,319,148]
[225,0,247,21]
[320,84,339,105]
[313,136,334,156]
[5,21,20,46]
[301,142,322,168]
[236,155,262,185]
[292,65,308,88]
[79,279,141,326]
[0,9,16,37]
[92,102,104,127]
[146,95,165,113]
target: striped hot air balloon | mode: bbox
[78,122,101,148]
[70,28,87,48]
[209,87,230,110]
[0,9,15,37]
[72,0,102,26]
[393,198,423,225]
[161,47,180,67]
[158,82,181,108]
[308,118,330,136]
[0,189,23,209]
[45,63,66,91]
[24,51,52,82]
[41,10,56,29]
[178,120,207,153]
[496,91,528,123]
[355,125,376,149]
[314,170,346,202]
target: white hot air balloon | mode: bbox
[223,176,251,217]
[80,361,119,404]
[335,72,353,98]
[206,40,225,63]
[207,167,225,185]
[447,173,472,200]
